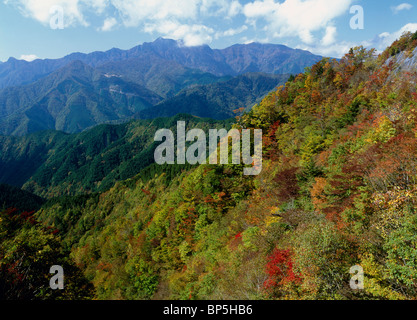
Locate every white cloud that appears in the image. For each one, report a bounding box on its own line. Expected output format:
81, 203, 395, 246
321, 25, 337, 46
99, 17, 117, 31
111, 0, 243, 46
144, 20, 215, 46
228, 0, 242, 17
241, 36, 270, 44
4, 0, 208, 28
5, 0, 89, 27
200, 0, 229, 16
243, 0, 353, 45
367, 23, 417, 52
110, 0, 200, 27
5, 0, 234, 46
392, 3, 413, 14
19, 54, 39, 61
302, 23, 417, 58
216, 25, 248, 38
88, 0, 108, 13
299, 41, 354, 58
243, 0, 274, 18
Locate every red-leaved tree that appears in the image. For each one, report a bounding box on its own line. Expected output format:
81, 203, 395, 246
263, 249, 302, 298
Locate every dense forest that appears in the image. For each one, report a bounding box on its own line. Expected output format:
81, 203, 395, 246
0, 114, 233, 198
3, 32, 417, 300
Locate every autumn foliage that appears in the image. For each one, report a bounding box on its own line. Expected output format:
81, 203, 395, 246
263, 249, 302, 298
7, 32, 417, 300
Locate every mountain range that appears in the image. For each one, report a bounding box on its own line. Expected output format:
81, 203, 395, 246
0, 38, 322, 89
0, 38, 322, 136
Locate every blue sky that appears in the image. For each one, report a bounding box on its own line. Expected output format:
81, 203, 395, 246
1, 0, 417, 62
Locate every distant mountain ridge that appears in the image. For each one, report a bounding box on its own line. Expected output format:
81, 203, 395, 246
0, 38, 322, 90
0, 38, 323, 136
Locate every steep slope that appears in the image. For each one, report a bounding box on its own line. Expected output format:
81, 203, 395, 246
380, 31, 417, 72
0, 130, 67, 187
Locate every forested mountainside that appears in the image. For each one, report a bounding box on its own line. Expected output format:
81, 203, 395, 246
0, 60, 163, 136
137, 73, 289, 120
0, 184, 45, 212
0, 63, 282, 136
0, 114, 232, 198
3, 32, 417, 300
0, 190, 94, 300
